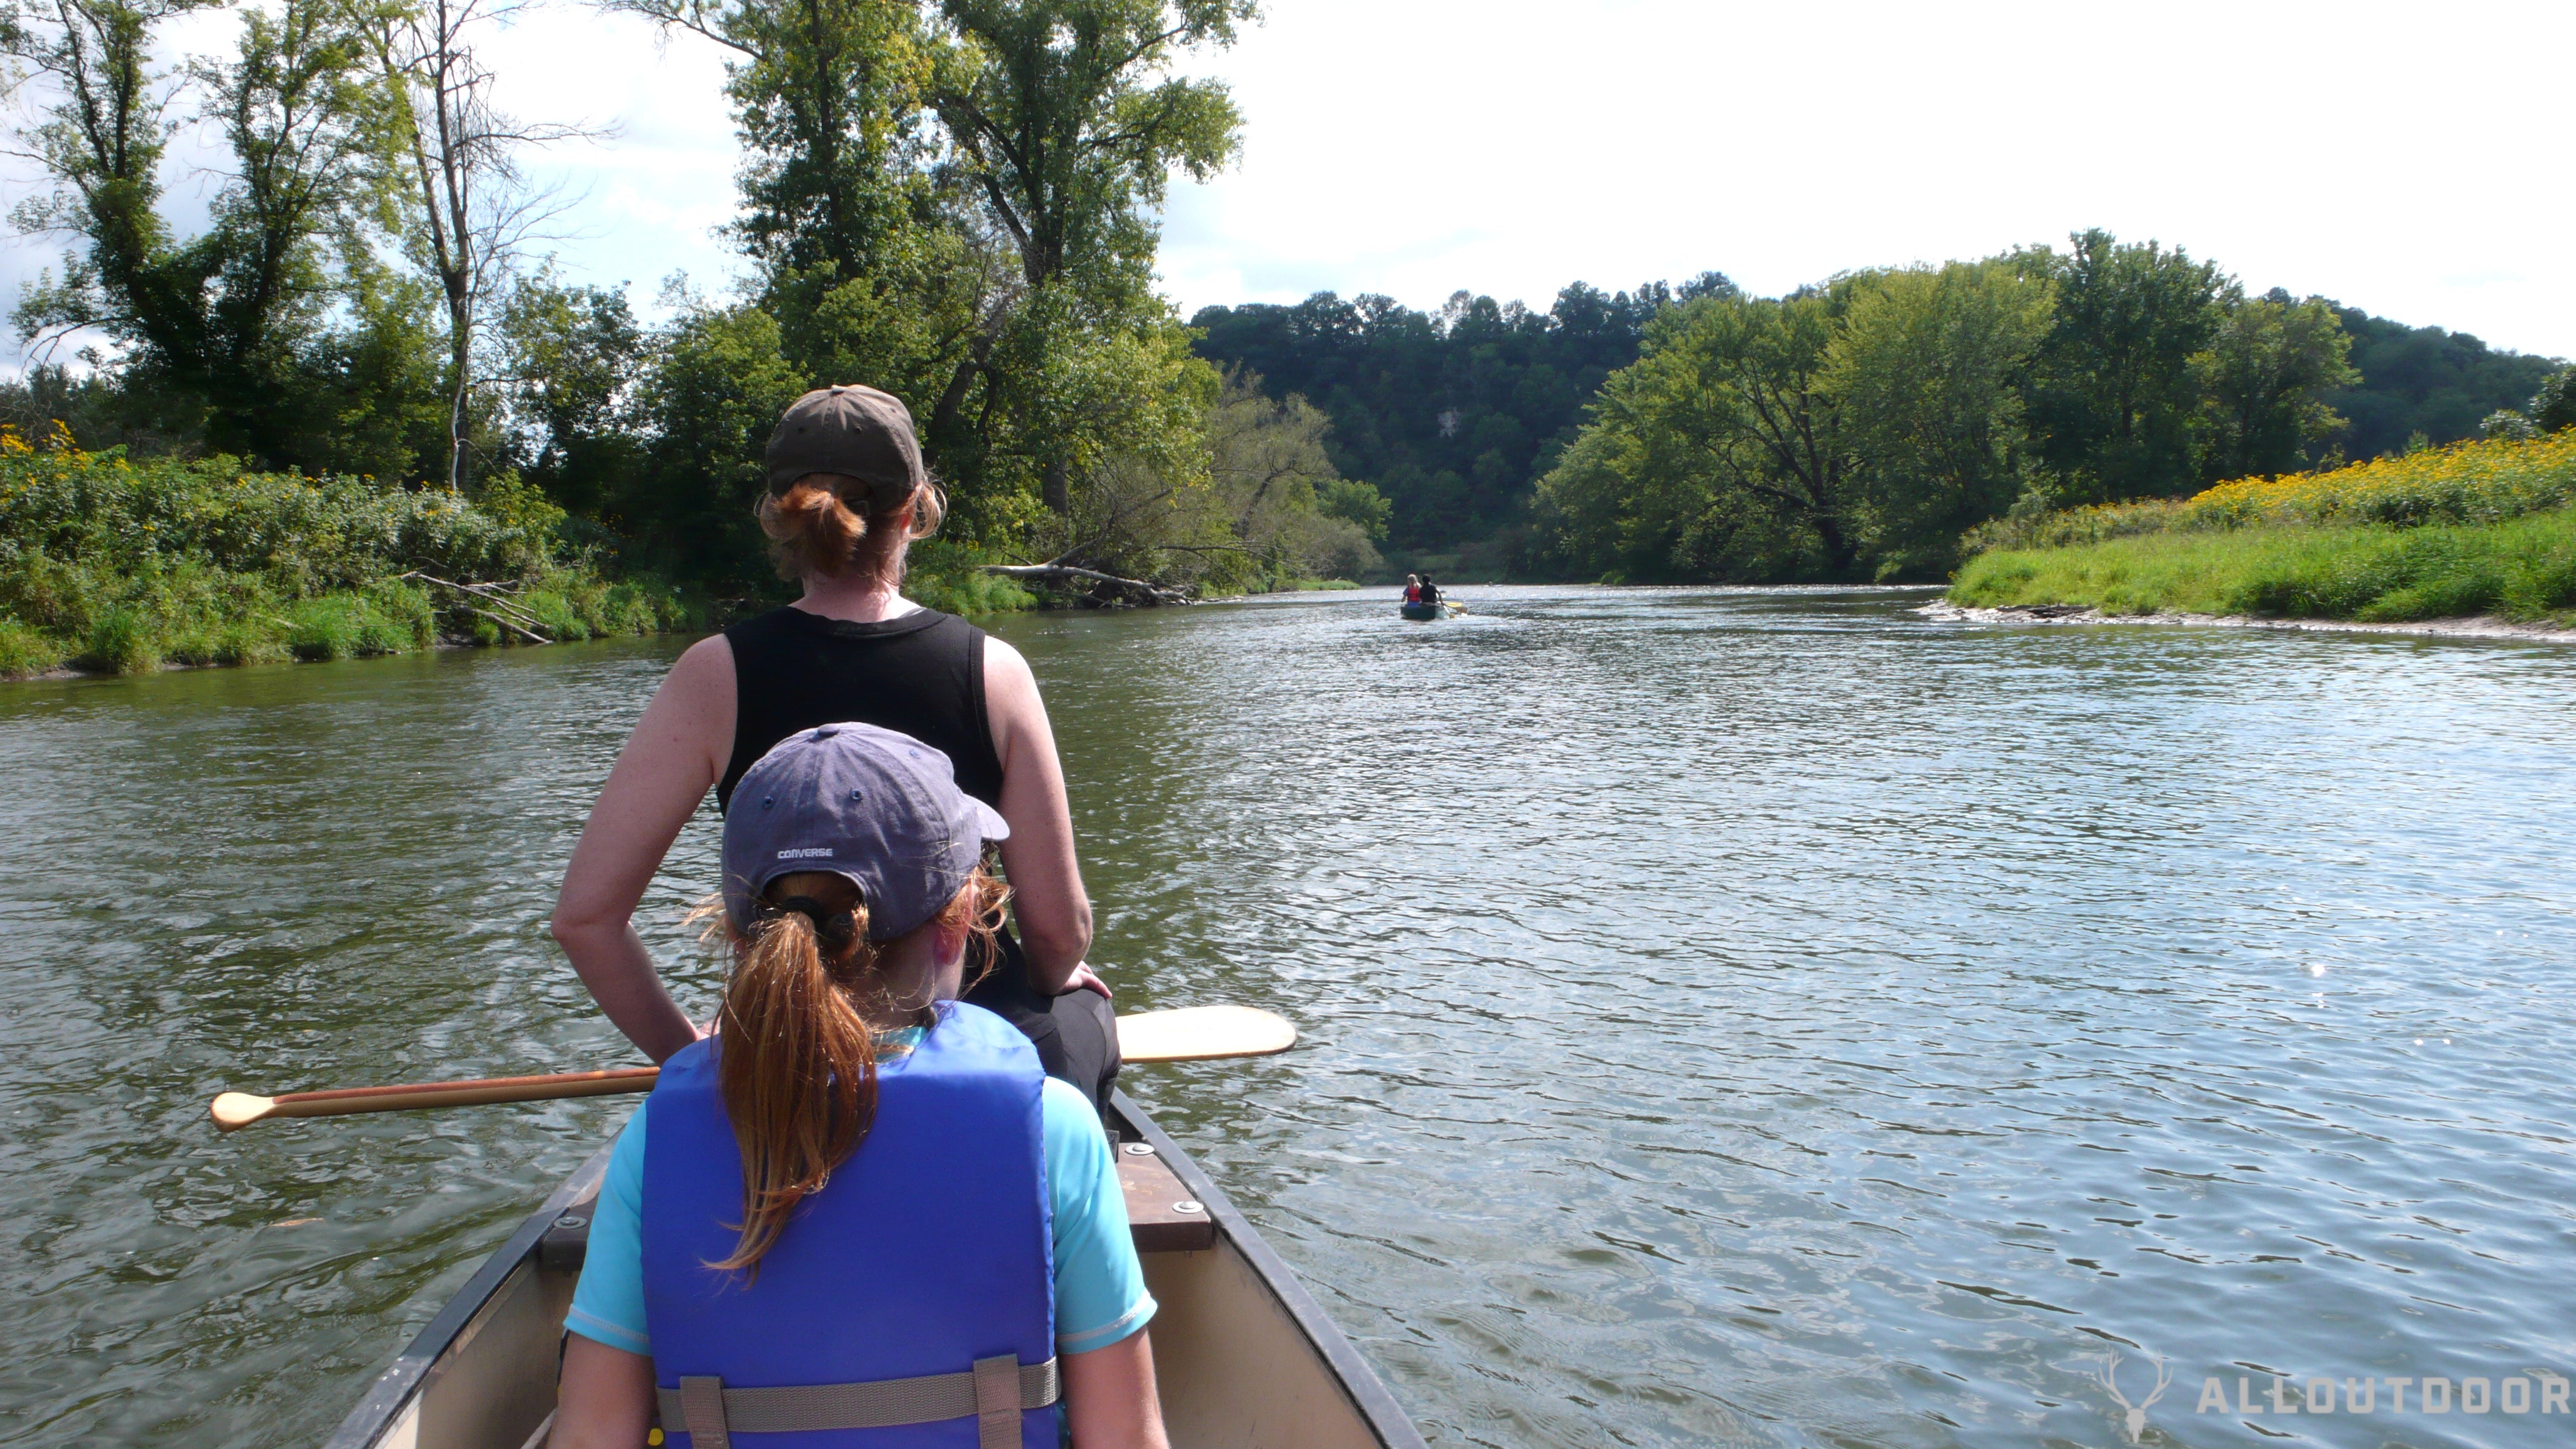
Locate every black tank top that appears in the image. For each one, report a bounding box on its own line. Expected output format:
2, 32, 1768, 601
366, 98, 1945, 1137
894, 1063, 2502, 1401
717, 604, 1047, 1026
718, 606, 1005, 811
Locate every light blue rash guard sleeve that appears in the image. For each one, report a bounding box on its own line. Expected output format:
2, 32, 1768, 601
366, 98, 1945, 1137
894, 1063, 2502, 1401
1037, 1077, 1157, 1353
560, 1101, 650, 1356
565, 1079, 1156, 1357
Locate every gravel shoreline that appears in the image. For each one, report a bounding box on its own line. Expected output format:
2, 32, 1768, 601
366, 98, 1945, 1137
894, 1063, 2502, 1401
1919, 599, 2576, 645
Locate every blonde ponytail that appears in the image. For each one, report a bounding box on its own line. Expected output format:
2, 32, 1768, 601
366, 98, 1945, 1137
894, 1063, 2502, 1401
708, 901, 890, 1273
687, 863, 1011, 1275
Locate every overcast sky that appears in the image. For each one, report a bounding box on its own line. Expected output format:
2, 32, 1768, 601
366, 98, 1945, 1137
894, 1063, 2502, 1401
6, 0, 2571, 368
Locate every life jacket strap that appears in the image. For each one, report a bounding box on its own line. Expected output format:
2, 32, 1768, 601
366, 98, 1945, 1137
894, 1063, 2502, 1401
659, 1358, 1060, 1444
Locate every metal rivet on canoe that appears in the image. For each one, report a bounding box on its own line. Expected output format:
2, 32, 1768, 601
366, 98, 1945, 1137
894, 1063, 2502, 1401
1172, 1200, 1204, 1215
553, 1214, 587, 1231
1120, 1142, 1156, 1156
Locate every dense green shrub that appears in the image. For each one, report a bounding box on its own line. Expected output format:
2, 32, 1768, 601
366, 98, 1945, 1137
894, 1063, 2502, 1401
0, 616, 64, 674
902, 540, 1040, 615
1962, 431, 2576, 559
1951, 507, 2576, 624
1, 429, 696, 677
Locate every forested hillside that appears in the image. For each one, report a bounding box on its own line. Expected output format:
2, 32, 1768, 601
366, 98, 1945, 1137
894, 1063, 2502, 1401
1195, 239, 2566, 583
1189, 276, 1730, 573
2324, 309, 2560, 461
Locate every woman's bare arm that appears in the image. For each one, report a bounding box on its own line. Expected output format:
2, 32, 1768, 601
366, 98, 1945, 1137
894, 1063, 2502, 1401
985, 635, 1091, 995
1063, 1329, 1170, 1449
551, 635, 736, 1062
549, 1334, 657, 1449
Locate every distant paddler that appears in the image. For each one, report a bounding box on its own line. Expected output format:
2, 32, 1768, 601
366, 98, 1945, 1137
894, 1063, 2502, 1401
1398, 571, 1461, 620
551, 384, 1122, 1111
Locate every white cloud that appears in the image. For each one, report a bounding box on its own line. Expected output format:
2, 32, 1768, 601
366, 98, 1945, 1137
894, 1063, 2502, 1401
4, 0, 2569, 373
1156, 0, 2576, 357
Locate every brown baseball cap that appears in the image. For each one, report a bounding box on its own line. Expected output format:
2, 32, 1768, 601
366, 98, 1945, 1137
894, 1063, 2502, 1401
765, 385, 926, 512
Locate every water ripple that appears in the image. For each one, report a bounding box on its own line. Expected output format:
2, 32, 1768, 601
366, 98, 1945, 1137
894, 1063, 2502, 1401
2, 587, 2572, 1447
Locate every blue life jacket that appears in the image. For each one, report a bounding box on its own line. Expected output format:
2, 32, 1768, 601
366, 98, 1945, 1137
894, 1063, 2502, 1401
641, 1002, 1056, 1448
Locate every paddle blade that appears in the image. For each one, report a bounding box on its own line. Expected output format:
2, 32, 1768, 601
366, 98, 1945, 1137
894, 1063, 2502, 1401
210, 1092, 275, 1132
1117, 1005, 1297, 1063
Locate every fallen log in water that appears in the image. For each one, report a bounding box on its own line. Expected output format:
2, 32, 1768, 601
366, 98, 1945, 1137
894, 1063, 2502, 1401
399, 572, 553, 643
981, 563, 1192, 607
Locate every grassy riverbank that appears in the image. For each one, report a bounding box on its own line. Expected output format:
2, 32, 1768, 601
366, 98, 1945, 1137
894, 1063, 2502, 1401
1950, 433, 2576, 623
0, 428, 699, 678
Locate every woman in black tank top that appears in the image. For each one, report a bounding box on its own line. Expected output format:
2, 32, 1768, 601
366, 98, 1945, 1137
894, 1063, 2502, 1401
551, 385, 1118, 1107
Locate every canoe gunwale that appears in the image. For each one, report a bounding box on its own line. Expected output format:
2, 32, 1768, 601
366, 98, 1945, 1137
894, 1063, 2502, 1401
1109, 1088, 1428, 1449
320, 1147, 612, 1449
318, 1094, 1425, 1449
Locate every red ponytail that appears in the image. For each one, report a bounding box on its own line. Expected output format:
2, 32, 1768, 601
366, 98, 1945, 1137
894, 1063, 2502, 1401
756, 473, 948, 585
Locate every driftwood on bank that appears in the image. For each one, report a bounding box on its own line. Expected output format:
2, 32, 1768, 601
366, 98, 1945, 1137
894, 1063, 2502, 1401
399, 571, 553, 644
981, 563, 1192, 607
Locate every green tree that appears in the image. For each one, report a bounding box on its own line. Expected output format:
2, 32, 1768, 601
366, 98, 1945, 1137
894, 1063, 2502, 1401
623, 297, 807, 587
2192, 288, 2358, 482
9, 0, 406, 470
605, 0, 1244, 573
2322, 305, 2558, 457
1825, 260, 2053, 578
495, 273, 644, 517
605, 0, 989, 509
367, 0, 592, 491
2533, 367, 2576, 435
2012, 229, 2225, 503
1204, 374, 1382, 584
929, 0, 1249, 513
1536, 285, 1859, 582
1192, 278, 1692, 572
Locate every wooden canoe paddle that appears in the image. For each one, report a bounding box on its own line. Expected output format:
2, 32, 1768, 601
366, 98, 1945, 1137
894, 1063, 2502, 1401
210, 1004, 1298, 1131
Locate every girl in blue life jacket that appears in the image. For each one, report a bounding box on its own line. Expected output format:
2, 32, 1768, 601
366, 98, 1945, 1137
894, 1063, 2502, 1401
550, 722, 1169, 1449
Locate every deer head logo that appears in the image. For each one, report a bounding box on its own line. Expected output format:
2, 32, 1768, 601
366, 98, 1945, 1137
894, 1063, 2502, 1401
2097, 1351, 2171, 1443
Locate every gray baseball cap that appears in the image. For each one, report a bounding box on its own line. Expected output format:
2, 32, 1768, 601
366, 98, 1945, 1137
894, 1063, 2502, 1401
721, 723, 1009, 942
764, 385, 926, 513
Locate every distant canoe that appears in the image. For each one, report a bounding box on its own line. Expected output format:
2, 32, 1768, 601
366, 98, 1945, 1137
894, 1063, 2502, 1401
1398, 601, 1443, 620
322, 1090, 1425, 1449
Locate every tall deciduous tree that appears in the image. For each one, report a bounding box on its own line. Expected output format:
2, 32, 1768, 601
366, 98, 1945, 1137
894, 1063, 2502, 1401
2012, 228, 2225, 504
6, 0, 209, 369
603, 0, 1239, 540
495, 270, 642, 514
1536, 285, 1860, 582
2192, 287, 2358, 483
607, 0, 938, 276
929, 0, 1247, 511
9, 0, 401, 466
1826, 260, 2053, 578
367, 0, 590, 492
1206, 373, 1381, 584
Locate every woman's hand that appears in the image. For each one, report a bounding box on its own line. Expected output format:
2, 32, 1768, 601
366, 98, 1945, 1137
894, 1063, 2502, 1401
551, 635, 736, 1063
1064, 964, 1112, 999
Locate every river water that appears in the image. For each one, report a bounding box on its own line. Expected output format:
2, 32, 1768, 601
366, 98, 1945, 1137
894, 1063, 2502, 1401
3, 586, 2572, 1448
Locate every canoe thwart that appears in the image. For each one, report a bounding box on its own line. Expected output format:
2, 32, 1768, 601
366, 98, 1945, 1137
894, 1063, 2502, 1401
1118, 1143, 1218, 1253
